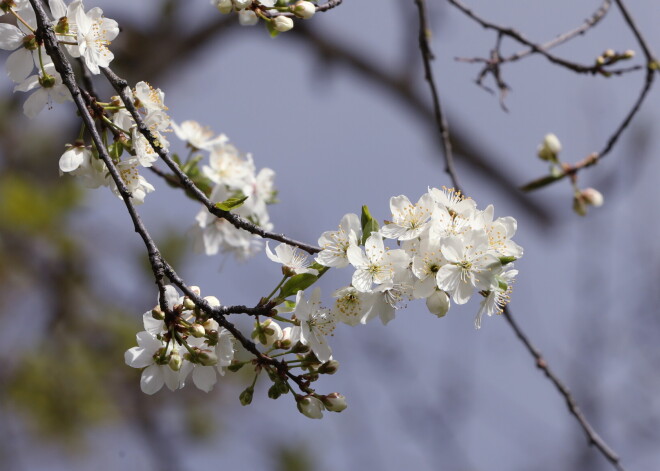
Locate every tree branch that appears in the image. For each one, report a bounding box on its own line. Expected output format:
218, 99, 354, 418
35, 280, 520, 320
503, 307, 627, 471
414, 0, 461, 193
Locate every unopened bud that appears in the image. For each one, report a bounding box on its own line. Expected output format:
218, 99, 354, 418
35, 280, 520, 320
238, 10, 258, 26
426, 290, 450, 318
623, 49, 635, 59
197, 350, 218, 366
297, 395, 324, 419
204, 295, 221, 308
183, 297, 196, 310
581, 187, 604, 207
232, 0, 251, 10
321, 393, 348, 412
318, 360, 339, 375
292, 1, 315, 19
291, 342, 310, 354
272, 16, 294, 33
168, 351, 182, 371
214, 0, 232, 13
603, 49, 616, 59
190, 323, 206, 338
537, 133, 562, 161
268, 384, 282, 399
239, 386, 254, 406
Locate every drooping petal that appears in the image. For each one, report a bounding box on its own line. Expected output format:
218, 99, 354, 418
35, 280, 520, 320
140, 364, 165, 395
192, 366, 217, 392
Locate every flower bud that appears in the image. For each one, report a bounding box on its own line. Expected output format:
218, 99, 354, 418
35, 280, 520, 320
168, 351, 182, 371
197, 350, 218, 366
272, 16, 294, 32
214, 0, 233, 13
297, 395, 324, 419
318, 360, 339, 375
321, 393, 347, 412
151, 307, 165, 320
603, 49, 616, 59
252, 319, 283, 347
232, 0, 251, 10
239, 386, 254, 406
623, 49, 635, 59
238, 10, 258, 26
537, 133, 562, 161
581, 187, 603, 207
268, 384, 282, 399
190, 323, 206, 338
204, 295, 221, 308
183, 297, 196, 310
290, 342, 310, 354
293, 1, 315, 19
426, 290, 450, 318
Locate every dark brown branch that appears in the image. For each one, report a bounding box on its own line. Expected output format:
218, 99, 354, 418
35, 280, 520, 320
448, 0, 620, 75
521, 0, 658, 189
414, 0, 461, 193
501, 0, 612, 65
503, 307, 627, 471
292, 25, 554, 225
29, 0, 314, 397
102, 66, 320, 255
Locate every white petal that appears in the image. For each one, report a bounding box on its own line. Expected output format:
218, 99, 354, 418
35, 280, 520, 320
140, 364, 165, 395
0, 24, 23, 50
192, 366, 217, 392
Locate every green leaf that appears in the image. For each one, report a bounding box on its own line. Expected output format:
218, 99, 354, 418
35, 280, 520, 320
214, 195, 249, 212
360, 205, 379, 245
519, 173, 565, 192
278, 273, 318, 300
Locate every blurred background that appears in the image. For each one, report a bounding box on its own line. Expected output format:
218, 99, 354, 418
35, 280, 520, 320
1, 1, 659, 470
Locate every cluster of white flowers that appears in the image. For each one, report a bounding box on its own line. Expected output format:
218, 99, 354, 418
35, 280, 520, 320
314, 186, 522, 330
251, 187, 522, 383
125, 285, 235, 394
210, 0, 316, 33
58, 80, 171, 203
190, 124, 277, 260
1, 0, 118, 117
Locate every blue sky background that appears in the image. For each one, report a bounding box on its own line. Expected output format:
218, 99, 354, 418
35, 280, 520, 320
5, 1, 660, 470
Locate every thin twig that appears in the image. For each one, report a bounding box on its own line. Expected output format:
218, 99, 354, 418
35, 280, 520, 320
503, 307, 627, 471
29, 0, 314, 396
504, 0, 612, 64
414, 0, 462, 193
448, 0, 618, 75
102, 67, 321, 255
520, 0, 658, 188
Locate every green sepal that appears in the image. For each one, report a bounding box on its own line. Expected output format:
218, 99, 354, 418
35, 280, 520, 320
215, 195, 249, 212
519, 173, 565, 192
266, 20, 280, 38
108, 141, 123, 160
497, 280, 509, 291
360, 205, 379, 245
171, 153, 181, 166
499, 256, 516, 265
